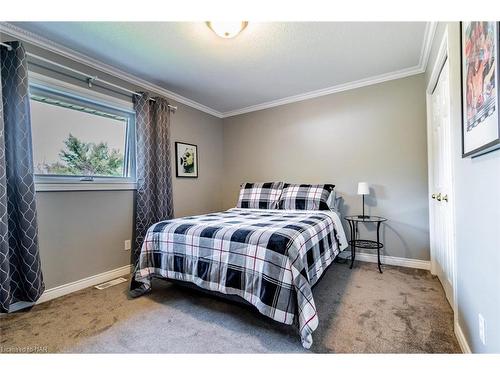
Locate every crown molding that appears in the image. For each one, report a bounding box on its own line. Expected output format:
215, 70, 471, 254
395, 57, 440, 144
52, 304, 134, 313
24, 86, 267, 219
0, 22, 224, 118
221, 21, 438, 118
221, 64, 424, 118
1, 21, 437, 120
419, 21, 438, 72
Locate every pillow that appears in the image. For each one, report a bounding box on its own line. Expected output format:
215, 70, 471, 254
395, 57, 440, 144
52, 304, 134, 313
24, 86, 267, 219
329, 195, 342, 213
278, 183, 335, 210
327, 188, 336, 208
236, 182, 284, 209
326, 188, 342, 212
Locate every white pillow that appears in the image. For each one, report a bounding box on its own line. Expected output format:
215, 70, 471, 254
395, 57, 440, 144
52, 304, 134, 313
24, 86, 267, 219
327, 189, 342, 213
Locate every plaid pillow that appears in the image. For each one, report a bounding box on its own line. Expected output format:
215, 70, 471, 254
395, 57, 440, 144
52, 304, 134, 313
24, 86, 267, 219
236, 182, 284, 209
278, 183, 335, 210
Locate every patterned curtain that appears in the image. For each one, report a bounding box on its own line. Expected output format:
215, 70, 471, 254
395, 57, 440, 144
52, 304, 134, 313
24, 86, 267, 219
0, 42, 44, 313
132, 93, 174, 268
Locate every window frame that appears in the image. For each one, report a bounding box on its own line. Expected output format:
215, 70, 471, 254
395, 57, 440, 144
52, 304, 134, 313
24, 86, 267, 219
28, 74, 137, 192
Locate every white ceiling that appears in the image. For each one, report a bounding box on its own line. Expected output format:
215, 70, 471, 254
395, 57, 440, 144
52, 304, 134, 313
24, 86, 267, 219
10, 22, 432, 117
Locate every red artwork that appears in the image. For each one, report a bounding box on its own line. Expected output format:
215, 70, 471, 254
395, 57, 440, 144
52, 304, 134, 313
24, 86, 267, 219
464, 22, 497, 131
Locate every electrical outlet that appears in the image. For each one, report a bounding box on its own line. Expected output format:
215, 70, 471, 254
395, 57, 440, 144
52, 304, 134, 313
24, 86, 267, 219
478, 313, 486, 345
124, 240, 131, 251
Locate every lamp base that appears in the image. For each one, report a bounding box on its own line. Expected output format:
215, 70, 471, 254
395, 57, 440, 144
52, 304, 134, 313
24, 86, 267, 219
359, 195, 369, 219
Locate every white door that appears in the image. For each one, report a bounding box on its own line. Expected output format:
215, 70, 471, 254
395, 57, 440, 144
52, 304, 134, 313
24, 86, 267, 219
428, 58, 455, 307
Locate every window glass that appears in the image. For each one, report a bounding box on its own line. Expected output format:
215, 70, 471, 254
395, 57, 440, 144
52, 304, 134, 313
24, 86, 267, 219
29, 86, 134, 180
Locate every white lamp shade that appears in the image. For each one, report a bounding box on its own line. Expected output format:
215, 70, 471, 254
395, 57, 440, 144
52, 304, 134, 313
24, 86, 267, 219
357, 182, 370, 195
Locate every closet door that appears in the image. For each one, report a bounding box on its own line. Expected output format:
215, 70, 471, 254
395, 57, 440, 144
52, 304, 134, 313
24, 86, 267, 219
428, 58, 455, 307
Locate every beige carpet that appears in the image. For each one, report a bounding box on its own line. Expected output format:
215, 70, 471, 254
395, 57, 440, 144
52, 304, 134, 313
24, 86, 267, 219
0, 261, 461, 353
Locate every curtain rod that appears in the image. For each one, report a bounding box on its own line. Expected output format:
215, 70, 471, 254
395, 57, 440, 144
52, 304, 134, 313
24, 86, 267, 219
27, 52, 177, 111
1, 42, 176, 110
23, 51, 176, 111
0, 42, 13, 51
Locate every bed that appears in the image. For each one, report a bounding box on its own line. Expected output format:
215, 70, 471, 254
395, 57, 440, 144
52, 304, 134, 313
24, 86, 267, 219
130, 183, 348, 348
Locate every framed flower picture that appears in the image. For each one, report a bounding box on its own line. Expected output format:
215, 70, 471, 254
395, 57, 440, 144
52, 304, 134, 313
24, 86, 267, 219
460, 21, 500, 158
175, 142, 198, 178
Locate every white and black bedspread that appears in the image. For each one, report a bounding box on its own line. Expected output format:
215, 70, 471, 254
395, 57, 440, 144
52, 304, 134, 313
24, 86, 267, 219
130, 208, 348, 348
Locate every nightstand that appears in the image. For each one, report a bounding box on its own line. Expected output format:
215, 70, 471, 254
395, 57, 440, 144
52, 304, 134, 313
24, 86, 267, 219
344, 215, 387, 273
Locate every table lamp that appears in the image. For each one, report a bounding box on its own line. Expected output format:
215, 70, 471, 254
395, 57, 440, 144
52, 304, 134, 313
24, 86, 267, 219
357, 182, 370, 218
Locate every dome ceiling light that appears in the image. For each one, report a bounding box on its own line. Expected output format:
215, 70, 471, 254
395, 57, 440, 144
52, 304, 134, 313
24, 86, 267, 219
206, 22, 248, 39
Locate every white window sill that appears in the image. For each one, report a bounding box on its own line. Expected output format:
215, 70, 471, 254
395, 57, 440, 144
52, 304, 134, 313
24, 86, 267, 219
35, 182, 137, 192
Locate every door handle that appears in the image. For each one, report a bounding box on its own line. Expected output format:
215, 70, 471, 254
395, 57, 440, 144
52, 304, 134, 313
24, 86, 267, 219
443, 194, 448, 202
436, 193, 442, 201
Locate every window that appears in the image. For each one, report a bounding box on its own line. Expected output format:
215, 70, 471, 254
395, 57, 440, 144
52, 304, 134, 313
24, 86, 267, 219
29, 84, 136, 190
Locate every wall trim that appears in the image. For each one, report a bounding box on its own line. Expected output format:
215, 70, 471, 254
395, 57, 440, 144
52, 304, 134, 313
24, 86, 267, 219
2, 22, 437, 119
419, 21, 438, 72
221, 65, 424, 118
455, 320, 472, 353
0, 22, 224, 118
222, 21, 438, 118
5, 265, 132, 312
344, 251, 431, 270
38, 265, 132, 304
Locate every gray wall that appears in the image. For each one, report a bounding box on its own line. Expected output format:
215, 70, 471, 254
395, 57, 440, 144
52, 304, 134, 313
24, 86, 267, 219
36, 191, 134, 289
171, 104, 224, 218
14, 41, 224, 290
426, 22, 500, 353
222, 74, 430, 261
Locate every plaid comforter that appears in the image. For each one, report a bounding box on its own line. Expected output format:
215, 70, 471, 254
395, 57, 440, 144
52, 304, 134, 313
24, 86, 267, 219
131, 208, 348, 348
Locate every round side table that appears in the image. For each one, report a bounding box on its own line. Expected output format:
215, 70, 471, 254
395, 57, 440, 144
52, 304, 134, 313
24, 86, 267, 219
344, 215, 387, 273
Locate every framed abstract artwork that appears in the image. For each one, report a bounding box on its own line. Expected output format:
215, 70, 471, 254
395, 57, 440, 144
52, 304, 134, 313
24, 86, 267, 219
460, 21, 500, 158
175, 141, 198, 178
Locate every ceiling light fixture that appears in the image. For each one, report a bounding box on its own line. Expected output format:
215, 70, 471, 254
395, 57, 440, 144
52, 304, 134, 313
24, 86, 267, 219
206, 22, 248, 39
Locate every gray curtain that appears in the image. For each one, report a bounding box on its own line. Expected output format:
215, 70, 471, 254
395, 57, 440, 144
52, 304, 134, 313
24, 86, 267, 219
0, 42, 44, 313
132, 93, 174, 268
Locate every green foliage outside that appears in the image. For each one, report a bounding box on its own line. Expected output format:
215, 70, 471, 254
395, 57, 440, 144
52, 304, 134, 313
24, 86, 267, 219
38, 134, 124, 177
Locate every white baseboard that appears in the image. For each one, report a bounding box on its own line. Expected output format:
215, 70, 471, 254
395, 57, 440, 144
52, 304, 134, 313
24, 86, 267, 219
340, 251, 431, 270
39, 265, 132, 304
7, 265, 132, 312
455, 320, 472, 353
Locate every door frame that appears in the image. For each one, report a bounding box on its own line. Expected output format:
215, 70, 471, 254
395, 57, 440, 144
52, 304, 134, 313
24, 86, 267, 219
425, 26, 458, 315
